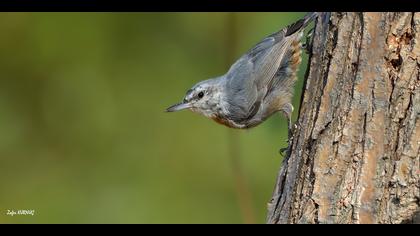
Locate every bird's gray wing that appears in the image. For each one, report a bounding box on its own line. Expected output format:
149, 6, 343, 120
223, 30, 294, 122
223, 13, 316, 123
250, 14, 315, 92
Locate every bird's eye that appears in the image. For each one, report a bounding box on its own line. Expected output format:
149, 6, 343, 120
198, 91, 204, 99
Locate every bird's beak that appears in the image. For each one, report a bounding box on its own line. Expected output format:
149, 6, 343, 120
166, 101, 192, 112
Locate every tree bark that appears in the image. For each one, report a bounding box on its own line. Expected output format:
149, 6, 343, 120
267, 12, 420, 224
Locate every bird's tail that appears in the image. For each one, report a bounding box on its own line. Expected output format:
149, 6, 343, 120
303, 12, 319, 26
285, 12, 321, 36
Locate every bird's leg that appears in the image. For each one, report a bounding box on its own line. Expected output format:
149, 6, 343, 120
302, 27, 315, 54
279, 103, 295, 156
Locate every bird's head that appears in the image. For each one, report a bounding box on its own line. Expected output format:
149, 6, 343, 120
166, 78, 222, 118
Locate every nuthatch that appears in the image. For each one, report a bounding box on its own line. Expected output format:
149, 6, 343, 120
167, 13, 318, 150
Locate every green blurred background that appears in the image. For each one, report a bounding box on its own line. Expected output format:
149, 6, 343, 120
0, 12, 307, 224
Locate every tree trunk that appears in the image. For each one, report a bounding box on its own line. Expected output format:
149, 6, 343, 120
267, 12, 420, 224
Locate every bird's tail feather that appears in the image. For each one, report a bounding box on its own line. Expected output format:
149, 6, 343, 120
285, 12, 319, 36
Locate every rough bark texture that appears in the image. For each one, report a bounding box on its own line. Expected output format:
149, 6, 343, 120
267, 12, 420, 224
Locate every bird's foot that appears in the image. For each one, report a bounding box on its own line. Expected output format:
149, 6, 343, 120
302, 27, 315, 54
278, 137, 291, 157
278, 146, 288, 157
278, 123, 298, 157
278, 136, 293, 157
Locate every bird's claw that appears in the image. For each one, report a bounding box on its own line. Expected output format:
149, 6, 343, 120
279, 147, 288, 157
279, 135, 293, 157
302, 27, 315, 54
279, 123, 298, 157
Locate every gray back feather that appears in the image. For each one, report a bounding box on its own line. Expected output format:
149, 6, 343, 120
223, 13, 316, 123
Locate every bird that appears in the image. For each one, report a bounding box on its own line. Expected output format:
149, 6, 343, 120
166, 13, 318, 152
